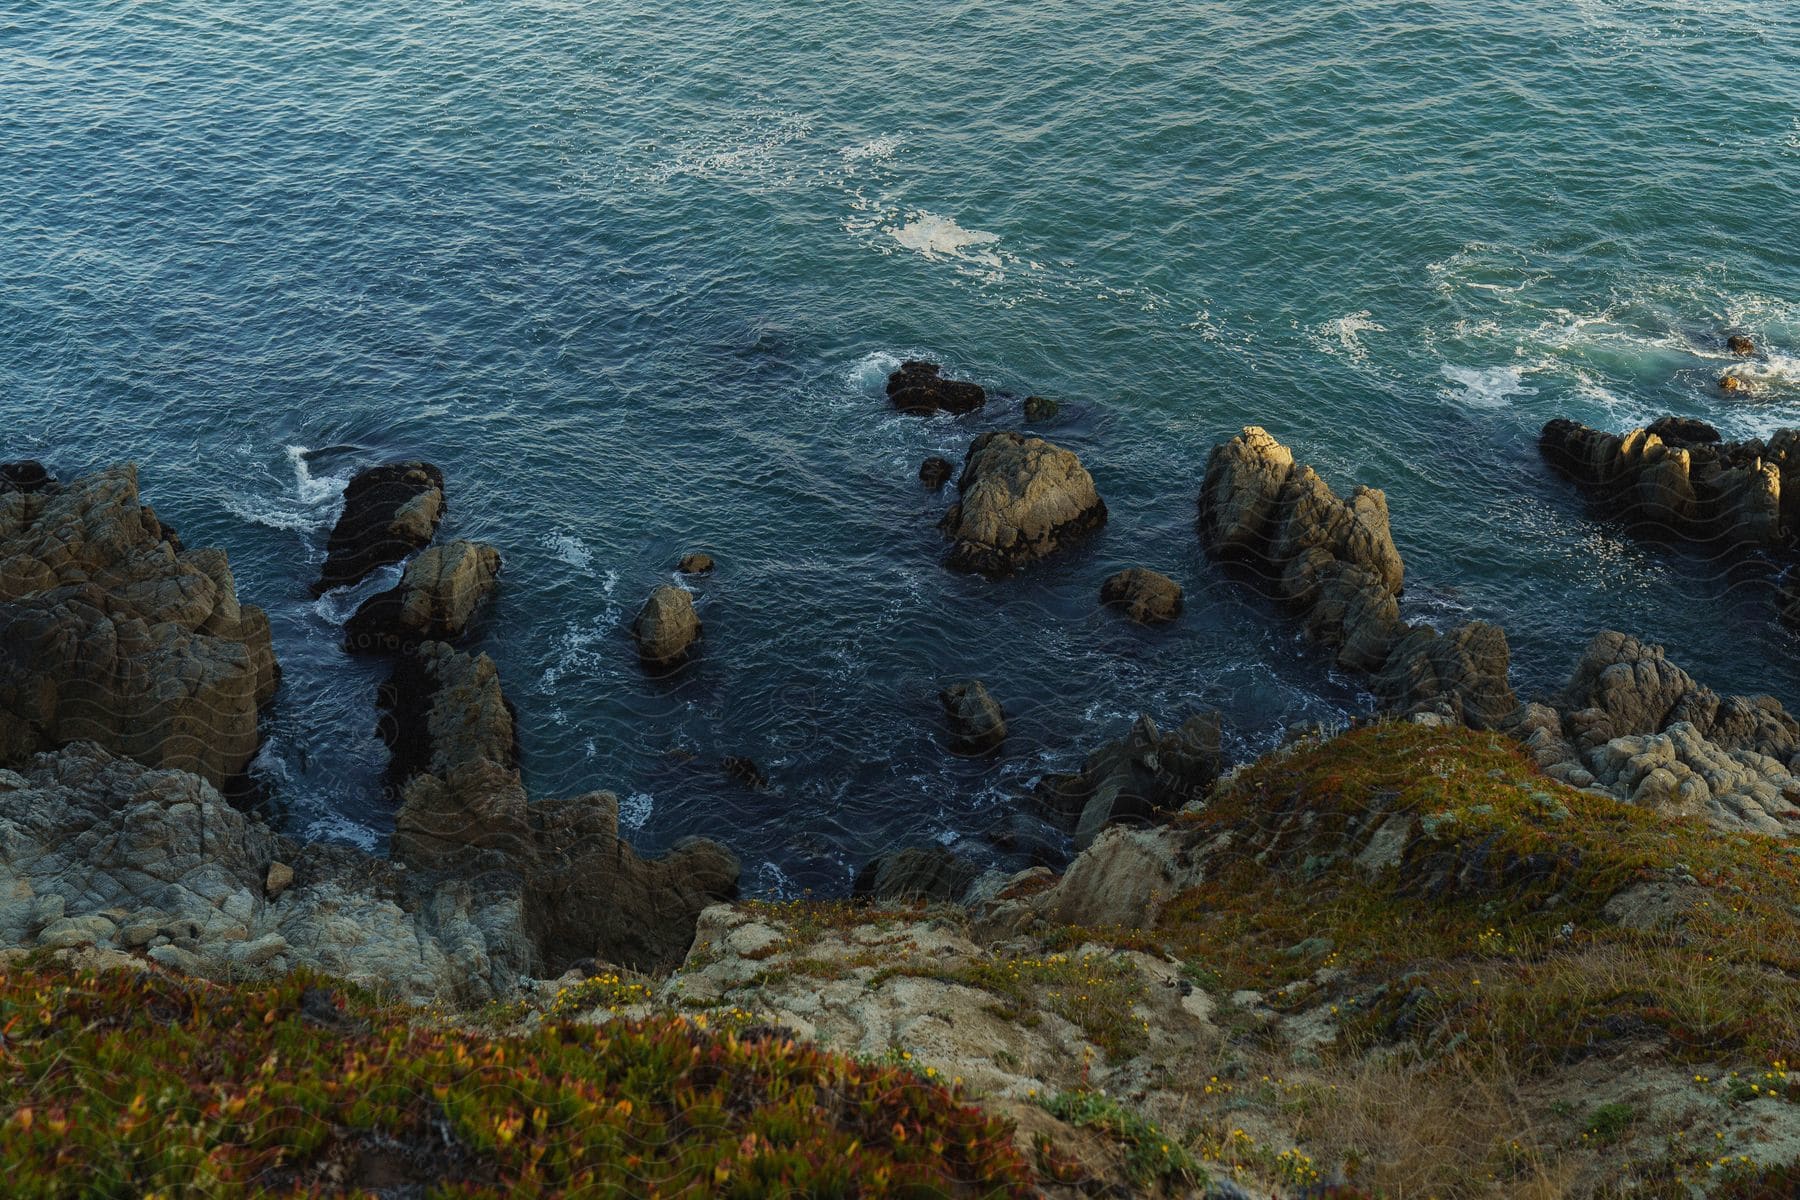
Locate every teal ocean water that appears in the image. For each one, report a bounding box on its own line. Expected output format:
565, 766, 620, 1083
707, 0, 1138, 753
4, 1, 1798, 891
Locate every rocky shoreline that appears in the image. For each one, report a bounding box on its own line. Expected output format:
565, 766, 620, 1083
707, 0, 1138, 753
8, 360, 1800, 1194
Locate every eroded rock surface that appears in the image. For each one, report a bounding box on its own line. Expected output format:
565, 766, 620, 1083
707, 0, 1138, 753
0, 465, 277, 786
940, 432, 1107, 575
312, 461, 445, 595
345, 539, 501, 654
1099, 567, 1183, 624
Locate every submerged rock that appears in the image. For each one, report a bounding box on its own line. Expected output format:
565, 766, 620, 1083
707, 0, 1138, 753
1099, 567, 1183, 624
940, 431, 1107, 575
676, 552, 715, 575
721, 755, 767, 790
312, 461, 445, 596
632, 584, 700, 672
345, 539, 501, 654
1036, 712, 1223, 850
1727, 334, 1756, 356
1022, 395, 1059, 422
940, 680, 1007, 755
919, 456, 954, 490
886, 360, 986, 415
0, 464, 278, 787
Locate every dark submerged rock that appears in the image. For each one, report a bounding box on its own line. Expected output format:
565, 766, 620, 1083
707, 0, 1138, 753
1022, 395, 1059, 422
1727, 334, 1756, 356
1036, 712, 1223, 850
677, 553, 715, 575
312, 462, 446, 596
0, 461, 53, 494
721, 756, 768, 790
940, 680, 1008, 755
919, 456, 955, 490
885, 360, 986, 415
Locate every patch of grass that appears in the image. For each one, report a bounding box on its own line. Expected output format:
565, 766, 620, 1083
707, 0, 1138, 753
0, 962, 1038, 1198
1040, 1089, 1204, 1190
1582, 1101, 1638, 1146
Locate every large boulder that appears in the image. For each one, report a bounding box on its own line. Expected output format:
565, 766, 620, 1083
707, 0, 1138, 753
311, 462, 445, 595
886, 360, 986, 415
632, 584, 700, 672
0, 465, 278, 787
345, 539, 501, 654
1100, 568, 1183, 624
940, 432, 1107, 575
940, 680, 1007, 755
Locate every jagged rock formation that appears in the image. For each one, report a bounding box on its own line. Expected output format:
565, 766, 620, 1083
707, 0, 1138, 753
885, 360, 986, 415
940, 431, 1107, 575
1036, 712, 1223, 850
0, 464, 278, 787
311, 461, 445, 595
384, 640, 740, 974
1198, 427, 1516, 727
1099, 567, 1182, 624
1509, 631, 1800, 836
0, 742, 532, 1002
852, 845, 981, 903
344, 539, 501, 654
1539, 417, 1793, 548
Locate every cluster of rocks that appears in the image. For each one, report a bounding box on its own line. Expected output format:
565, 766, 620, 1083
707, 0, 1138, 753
1508, 630, 1800, 835
1198, 427, 1516, 728
0, 461, 737, 1002
1539, 416, 1794, 549
0, 463, 278, 789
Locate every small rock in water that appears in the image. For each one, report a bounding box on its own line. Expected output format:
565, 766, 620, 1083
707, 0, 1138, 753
677, 552, 714, 575
1719, 374, 1748, 394
1022, 395, 1059, 422
1100, 567, 1184, 624
939, 680, 1007, 755
632, 585, 701, 672
1727, 334, 1755, 356
886, 360, 986, 415
721, 756, 767, 789
918, 456, 954, 489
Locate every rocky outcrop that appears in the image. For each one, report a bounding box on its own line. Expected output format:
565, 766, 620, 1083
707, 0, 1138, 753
632, 584, 700, 672
918, 456, 954, 490
886, 360, 986, 415
1036, 712, 1222, 850
852, 846, 981, 903
1198, 427, 1515, 726
1538, 418, 1793, 548
940, 680, 1007, 755
0, 742, 531, 1003
1099, 567, 1182, 624
311, 461, 445, 595
0, 465, 278, 787
385, 640, 739, 974
1508, 631, 1800, 836
940, 432, 1107, 575
344, 539, 501, 654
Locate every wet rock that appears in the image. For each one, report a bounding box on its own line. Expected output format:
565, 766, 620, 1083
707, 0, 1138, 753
1646, 416, 1721, 447
632, 584, 700, 672
0, 465, 278, 786
1100, 567, 1183, 624
379, 642, 517, 787
852, 846, 981, 903
940, 431, 1107, 575
0, 461, 53, 495
1727, 335, 1755, 356
940, 680, 1007, 755
345, 539, 501, 654
676, 552, 714, 575
885, 360, 986, 415
1036, 712, 1223, 850
312, 462, 445, 595
1719, 374, 1748, 394
918, 456, 954, 490
721, 756, 767, 790
1022, 395, 1059, 422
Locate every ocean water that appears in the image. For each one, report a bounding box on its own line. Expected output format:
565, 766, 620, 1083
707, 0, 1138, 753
3, 1, 1798, 892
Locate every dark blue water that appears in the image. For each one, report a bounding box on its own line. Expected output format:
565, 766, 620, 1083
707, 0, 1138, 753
4, 1, 1798, 892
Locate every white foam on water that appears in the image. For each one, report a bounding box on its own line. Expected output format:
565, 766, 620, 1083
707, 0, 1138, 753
539, 569, 621, 692
841, 134, 901, 162
846, 349, 904, 394
884, 211, 1002, 268
221, 444, 351, 533
754, 860, 798, 898
543, 530, 593, 570
1310, 311, 1386, 365
619, 791, 654, 830
311, 560, 403, 623
1441, 363, 1539, 409
1719, 352, 1800, 395
640, 108, 814, 188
